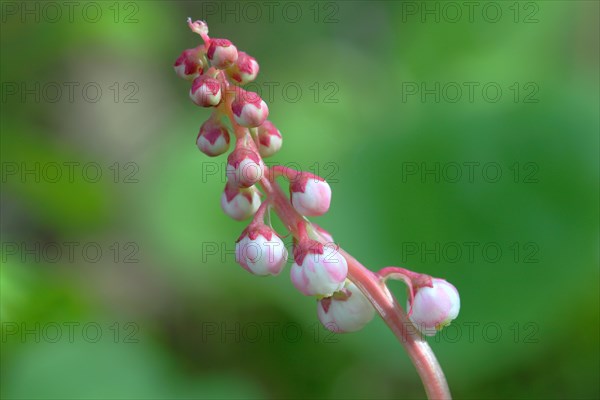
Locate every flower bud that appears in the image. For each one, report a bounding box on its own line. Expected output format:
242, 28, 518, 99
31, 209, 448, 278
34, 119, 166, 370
236, 225, 287, 276
317, 281, 375, 333
197, 119, 230, 156
231, 90, 269, 128
290, 174, 332, 216
227, 146, 264, 188
174, 47, 204, 81
189, 75, 222, 107
227, 51, 259, 85
207, 38, 238, 69
290, 241, 347, 297
257, 121, 282, 158
408, 278, 460, 336
221, 184, 261, 221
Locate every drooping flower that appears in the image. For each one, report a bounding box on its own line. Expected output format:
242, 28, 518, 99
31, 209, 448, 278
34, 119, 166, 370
317, 281, 375, 333
257, 120, 282, 158
221, 183, 261, 221
226, 145, 264, 188
290, 173, 332, 217
290, 240, 347, 297
236, 224, 287, 276
196, 118, 230, 156
408, 278, 460, 336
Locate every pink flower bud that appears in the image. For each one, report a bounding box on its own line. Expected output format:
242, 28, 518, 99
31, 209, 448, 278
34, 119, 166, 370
220, 184, 261, 221
290, 174, 332, 216
290, 241, 347, 297
317, 282, 375, 333
227, 51, 259, 85
196, 119, 230, 156
408, 278, 460, 336
236, 225, 287, 276
231, 90, 269, 128
227, 146, 264, 188
257, 121, 282, 157
207, 38, 238, 69
189, 75, 222, 107
174, 47, 204, 81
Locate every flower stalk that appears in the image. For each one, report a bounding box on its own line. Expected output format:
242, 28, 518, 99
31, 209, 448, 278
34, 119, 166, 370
175, 18, 459, 399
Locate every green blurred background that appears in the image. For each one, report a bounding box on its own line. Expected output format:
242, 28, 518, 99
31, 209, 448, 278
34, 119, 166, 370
1, 1, 598, 399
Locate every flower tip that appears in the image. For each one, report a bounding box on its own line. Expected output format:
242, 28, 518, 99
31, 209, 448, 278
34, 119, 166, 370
187, 18, 209, 37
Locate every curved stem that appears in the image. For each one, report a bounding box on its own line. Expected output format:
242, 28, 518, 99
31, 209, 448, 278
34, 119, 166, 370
258, 167, 452, 399
343, 251, 451, 399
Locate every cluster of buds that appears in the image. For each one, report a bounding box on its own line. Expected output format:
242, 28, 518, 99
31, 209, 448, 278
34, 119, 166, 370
175, 19, 460, 338
175, 19, 270, 222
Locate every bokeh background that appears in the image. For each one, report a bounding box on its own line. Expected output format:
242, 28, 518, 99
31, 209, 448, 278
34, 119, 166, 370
1, 1, 598, 399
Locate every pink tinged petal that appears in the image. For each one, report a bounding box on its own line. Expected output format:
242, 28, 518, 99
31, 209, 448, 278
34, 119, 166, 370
257, 121, 282, 157
290, 248, 347, 297
197, 120, 230, 156
174, 48, 204, 80
317, 282, 375, 333
235, 225, 287, 276
207, 39, 238, 69
247, 235, 285, 275
323, 247, 348, 283
291, 179, 332, 216
227, 52, 260, 85
220, 185, 261, 221
227, 147, 264, 188
408, 279, 460, 336
190, 76, 222, 107
231, 91, 269, 128
290, 262, 310, 293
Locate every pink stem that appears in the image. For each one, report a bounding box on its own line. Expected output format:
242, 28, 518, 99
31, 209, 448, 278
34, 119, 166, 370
258, 169, 452, 399
343, 252, 451, 399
